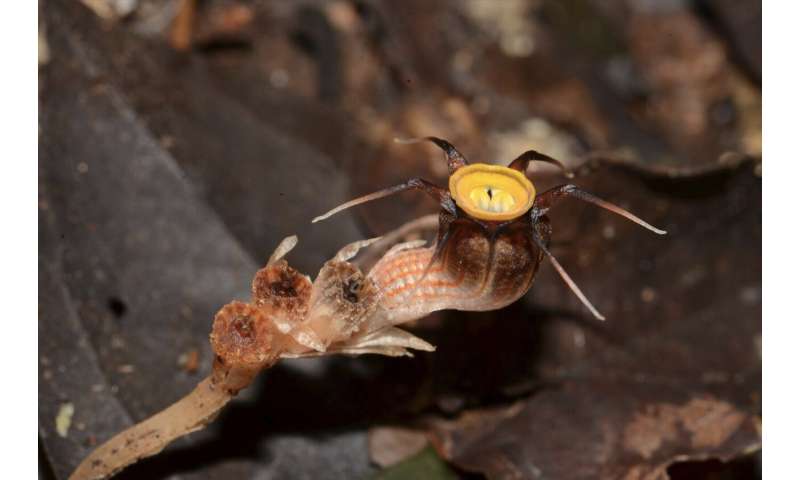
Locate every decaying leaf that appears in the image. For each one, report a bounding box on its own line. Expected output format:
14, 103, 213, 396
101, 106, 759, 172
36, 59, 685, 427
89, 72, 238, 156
368, 426, 429, 468
373, 447, 458, 480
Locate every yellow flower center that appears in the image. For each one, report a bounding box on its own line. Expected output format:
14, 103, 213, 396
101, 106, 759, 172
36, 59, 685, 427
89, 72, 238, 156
448, 164, 536, 221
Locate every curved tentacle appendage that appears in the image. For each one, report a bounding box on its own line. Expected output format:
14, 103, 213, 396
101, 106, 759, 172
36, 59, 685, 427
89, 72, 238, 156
533, 184, 667, 235
507, 149, 574, 178
312, 178, 450, 223
530, 184, 667, 320
531, 223, 607, 321
394, 136, 468, 173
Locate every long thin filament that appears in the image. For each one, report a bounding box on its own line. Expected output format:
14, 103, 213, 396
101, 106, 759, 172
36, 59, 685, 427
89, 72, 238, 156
312, 183, 416, 223
566, 189, 667, 235
532, 233, 606, 321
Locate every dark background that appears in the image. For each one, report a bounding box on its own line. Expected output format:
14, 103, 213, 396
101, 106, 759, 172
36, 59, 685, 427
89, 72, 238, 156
39, 1, 761, 478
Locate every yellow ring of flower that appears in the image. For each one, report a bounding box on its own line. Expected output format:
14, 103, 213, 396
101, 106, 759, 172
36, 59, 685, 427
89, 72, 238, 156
448, 164, 536, 221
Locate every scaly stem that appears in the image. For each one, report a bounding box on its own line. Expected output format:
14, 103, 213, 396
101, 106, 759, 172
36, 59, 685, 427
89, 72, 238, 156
68, 375, 234, 480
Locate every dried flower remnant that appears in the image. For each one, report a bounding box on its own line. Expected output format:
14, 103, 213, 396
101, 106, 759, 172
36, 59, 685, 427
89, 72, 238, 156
210, 301, 277, 393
